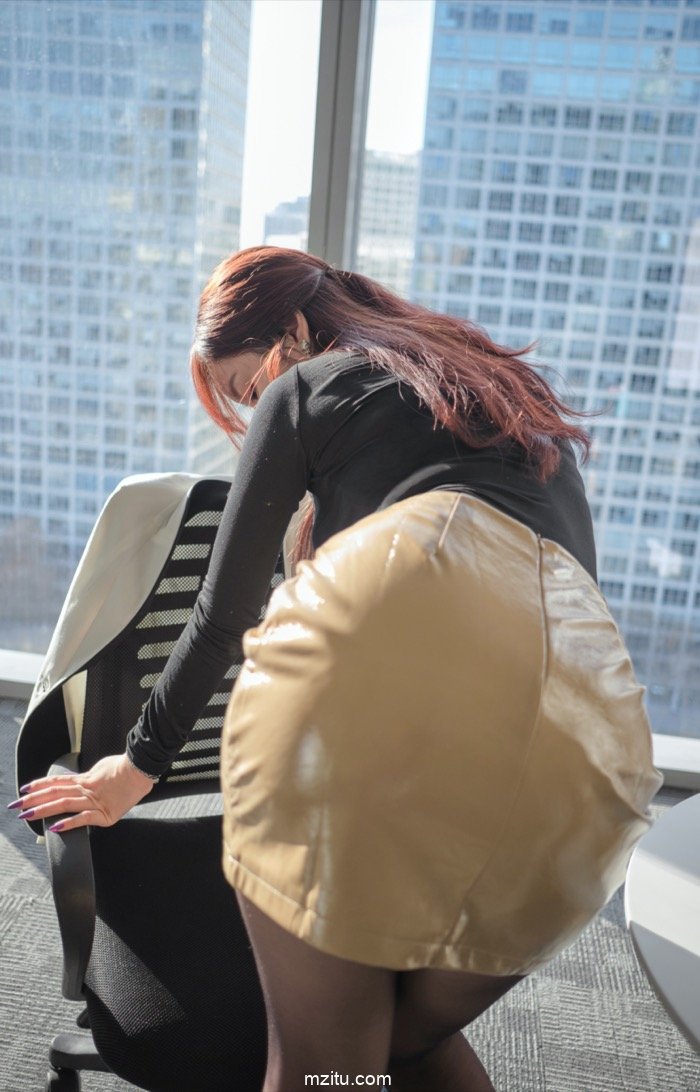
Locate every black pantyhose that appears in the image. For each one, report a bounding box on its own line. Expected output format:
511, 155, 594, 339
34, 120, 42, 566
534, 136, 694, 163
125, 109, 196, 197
237, 894, 522, 1092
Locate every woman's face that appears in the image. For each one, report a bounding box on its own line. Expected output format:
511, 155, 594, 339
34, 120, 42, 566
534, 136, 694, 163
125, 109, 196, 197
213, 350, 270, 407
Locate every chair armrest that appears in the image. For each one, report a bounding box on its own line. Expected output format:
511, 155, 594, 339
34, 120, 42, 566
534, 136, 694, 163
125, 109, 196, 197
45, 753, 96, 1002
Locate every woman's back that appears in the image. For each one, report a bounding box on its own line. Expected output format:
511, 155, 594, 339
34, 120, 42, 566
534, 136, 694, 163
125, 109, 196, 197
271, 351, 597, 579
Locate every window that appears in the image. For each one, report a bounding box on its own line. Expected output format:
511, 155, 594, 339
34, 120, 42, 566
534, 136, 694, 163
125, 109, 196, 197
470, 5, 499, 31
564, 107, 592, 130
530, 105, 557, 127
485, 219, 511, 241
500, 70, 527, 94
569, 340, 594, 362
544, 282, 570, 303
632, 375, 657, 394
646, 263, 673, 284
542, 311, 566, 330
497, 102, 523, 124
550, 224, 577, 246
560, 135, 588, 160
658, 174, 687, 197
609, 506, 635, 525
638, 318, 665, 340
598, 111, 625, 131
624, 171, 652, 194
520, 192, 547, 214
508, 308, 534, 327
609, 286, 635, 311
620, 200, 647, 223
491, 161, 516, 183
628, 140, 656, 166
518, 221, 544, 243
548, 255, 573, 275
663, 589, 688, 608
601, 581, 625, 601
514, 251, 540, 271
540, 8, 569, 36
667, 112, 696, 136
479, 275, 505, 297
635, 347, 661, 368
22, 0, 690, 722
506, 9, 534, 33
590, 168, 618, 191
580, 256, 606, 278
511, 279, 536, 300
525, 134, 552, 158
662, 142, 691, 168
554, 195, 580, 217
477, 304, 501, 325
586, 198, 614, 221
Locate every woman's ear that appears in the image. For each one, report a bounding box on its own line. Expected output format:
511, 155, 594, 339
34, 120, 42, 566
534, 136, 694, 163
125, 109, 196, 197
290, 310, 311, 344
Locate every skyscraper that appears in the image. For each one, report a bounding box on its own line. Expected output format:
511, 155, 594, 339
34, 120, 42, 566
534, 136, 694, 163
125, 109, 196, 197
357, 149, 420, 297
0, 0, 251, 650
415, 0, 700, 735
264, 194, 310, 251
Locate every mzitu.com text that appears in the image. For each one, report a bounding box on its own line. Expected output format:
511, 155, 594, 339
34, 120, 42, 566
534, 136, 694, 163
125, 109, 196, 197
304, 1073, 390, 1087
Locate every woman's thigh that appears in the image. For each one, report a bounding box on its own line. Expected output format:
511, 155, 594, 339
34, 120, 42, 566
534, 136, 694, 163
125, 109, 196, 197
390, 965, 524, 1060
237, 894, 396, 1076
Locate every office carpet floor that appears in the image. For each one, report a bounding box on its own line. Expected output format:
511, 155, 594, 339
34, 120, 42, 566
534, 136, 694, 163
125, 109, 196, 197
1, 695, 698, 1092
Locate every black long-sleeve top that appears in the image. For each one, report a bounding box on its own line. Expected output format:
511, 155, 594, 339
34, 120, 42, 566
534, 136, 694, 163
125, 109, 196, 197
126, 351, 596, 776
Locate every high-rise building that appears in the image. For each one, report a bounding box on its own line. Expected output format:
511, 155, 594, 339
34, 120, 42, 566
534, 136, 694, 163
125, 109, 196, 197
0, 0, 251, 650
357, 149, 420, 297
264, 194, 310, 251
415, 0, 700, 735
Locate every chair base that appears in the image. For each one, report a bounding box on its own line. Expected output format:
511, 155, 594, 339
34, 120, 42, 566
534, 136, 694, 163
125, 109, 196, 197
47, 1030, 111, 1088
46, 1068, 80, 1092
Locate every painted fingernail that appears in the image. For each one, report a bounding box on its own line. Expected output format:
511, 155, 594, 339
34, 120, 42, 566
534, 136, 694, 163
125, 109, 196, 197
19, 784, 32, 794
17, 809, 35, 820
7, 800, 24, 810
48, 822, 64, 833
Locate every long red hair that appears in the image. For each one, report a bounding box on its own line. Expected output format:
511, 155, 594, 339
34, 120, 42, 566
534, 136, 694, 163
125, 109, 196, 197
191, 246, 590, 553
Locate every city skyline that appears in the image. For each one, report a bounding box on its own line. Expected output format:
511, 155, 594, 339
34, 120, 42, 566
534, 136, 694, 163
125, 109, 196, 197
413, 0, 700, 736
1, 0, 252, 650
2, 0, 700, 740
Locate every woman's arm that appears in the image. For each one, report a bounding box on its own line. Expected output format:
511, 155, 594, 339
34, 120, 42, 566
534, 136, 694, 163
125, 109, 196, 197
12, 370, 308, 830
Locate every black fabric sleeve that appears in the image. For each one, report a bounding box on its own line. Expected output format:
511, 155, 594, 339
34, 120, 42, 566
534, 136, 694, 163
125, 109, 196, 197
126, 369, 308, 777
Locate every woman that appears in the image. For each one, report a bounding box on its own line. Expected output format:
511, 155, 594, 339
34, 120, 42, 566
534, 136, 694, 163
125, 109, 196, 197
12, 247, 661, 1092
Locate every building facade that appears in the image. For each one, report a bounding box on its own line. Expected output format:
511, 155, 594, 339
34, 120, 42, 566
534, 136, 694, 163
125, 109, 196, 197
414, 0, 700, 735
263, 194, 310, 251
0, 0, 251, 649
357, 149, 420, 298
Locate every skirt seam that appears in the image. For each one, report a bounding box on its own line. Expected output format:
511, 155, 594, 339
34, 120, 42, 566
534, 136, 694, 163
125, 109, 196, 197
432, 492, 463, 555
439, 536, 550, 951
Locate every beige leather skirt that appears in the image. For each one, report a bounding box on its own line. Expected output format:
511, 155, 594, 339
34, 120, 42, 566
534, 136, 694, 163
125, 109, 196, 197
221, 491, 661, 975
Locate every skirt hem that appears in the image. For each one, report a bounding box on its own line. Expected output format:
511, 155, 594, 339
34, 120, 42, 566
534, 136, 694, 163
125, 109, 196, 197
223, 847, 543, 976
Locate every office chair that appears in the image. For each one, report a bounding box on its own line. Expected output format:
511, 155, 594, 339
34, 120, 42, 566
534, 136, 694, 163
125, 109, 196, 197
16, 475, 272, 1091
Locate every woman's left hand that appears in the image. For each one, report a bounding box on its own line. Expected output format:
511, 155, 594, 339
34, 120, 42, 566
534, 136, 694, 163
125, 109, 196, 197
8, 753, 156, 832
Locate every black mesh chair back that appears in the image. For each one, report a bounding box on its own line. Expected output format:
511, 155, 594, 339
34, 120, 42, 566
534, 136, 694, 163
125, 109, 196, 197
79, 479, 249, 784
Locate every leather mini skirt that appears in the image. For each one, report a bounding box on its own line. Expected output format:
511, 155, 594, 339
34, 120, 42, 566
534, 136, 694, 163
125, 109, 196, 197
221, 491, 661, 975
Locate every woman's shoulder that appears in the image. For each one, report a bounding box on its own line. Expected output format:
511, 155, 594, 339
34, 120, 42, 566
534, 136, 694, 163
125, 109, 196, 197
297, 349, 372, 383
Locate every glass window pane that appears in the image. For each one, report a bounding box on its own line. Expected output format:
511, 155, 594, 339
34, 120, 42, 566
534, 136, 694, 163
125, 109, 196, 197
357, 0, 700, 739
2, 0, 320, 651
